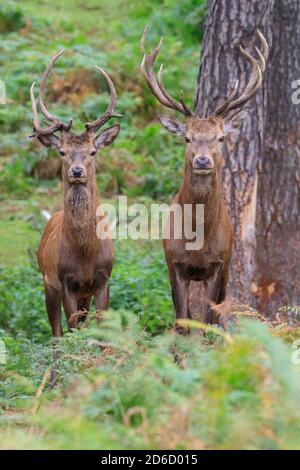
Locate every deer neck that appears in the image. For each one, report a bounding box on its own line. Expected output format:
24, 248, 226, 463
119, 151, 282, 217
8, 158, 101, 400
178, 161, 222, 232
63, 170, 99, 253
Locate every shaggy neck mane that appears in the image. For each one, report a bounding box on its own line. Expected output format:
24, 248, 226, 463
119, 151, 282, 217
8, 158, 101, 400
63, 172, 99, 254
178, 162, 222, 237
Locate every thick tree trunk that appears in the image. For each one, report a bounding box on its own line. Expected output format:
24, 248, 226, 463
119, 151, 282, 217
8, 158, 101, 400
255, 0, 300, 313
194, 0, 300, 313
195, 0, 272, 305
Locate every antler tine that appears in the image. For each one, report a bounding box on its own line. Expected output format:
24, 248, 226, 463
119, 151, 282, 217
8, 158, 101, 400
217, 29, 268, 116
85, 67, 122, 132
140, 26, 192, 116
30, 82, 64, 136
157, 64, 193, 115
140, 24, 150, 56
256, 28, 269, 65
255, 46, 265, 73
254, 29, 269, 73
216, 79, 239, 115
38, 50, 72, 131
223, 46, 262, 113
180, 90, 193, 116
141, 28, 172, 108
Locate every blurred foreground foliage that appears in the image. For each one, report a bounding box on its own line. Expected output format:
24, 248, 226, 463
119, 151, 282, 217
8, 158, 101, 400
1, 312, 300, 449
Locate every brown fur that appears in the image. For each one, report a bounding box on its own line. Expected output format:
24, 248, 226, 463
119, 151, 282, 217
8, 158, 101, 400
38, 130, 115, 336
140, 27, 269, 330
163, 115, 233, 328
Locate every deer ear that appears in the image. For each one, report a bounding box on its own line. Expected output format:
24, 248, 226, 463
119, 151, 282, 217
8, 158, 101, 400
37, 133, 61, 149
94, 124, 120, 149
223, 109, 248, 135
158, 115, 186, 136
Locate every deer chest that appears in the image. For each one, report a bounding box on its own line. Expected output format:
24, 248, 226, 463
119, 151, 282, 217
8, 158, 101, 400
62, 269, 109, 296
178, 260, 220, 281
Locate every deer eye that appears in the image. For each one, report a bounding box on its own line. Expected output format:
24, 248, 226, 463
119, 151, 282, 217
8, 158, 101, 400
218, 136, 224, 143
90, 150, 96, 156
59, 150, 66, 156
185, 136, 191, 144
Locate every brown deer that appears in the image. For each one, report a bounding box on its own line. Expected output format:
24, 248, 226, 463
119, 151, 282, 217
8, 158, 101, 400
31, 51, 121, 337
141, 27, 269, 329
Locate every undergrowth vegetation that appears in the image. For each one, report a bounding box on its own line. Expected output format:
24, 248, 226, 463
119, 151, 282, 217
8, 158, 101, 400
1, 0, 300, 450
1, 312, 300, 449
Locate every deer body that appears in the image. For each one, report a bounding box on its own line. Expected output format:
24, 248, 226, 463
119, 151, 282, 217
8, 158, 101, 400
163, 116, 233, 324
38, 168, 114, 336
31, 53, 121, 337
141, 27, 268, 327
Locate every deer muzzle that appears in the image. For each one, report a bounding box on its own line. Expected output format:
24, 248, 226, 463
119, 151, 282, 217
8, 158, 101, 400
68, 166, 87, 184
193, 156, 214, 175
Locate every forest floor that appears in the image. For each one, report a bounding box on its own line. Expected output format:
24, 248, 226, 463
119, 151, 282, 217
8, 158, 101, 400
1, 0, 300, 450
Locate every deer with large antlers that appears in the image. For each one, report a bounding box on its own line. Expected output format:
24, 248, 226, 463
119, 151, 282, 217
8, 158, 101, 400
141, 27, 269, 329
31, 51, 121, 337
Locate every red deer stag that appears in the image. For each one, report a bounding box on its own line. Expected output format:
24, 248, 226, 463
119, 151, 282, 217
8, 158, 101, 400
141, 27, 268, 329
31, 51, 121, 337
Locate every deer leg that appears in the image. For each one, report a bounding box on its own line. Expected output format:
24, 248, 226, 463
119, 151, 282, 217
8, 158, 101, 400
78, 297, 91, 311
204, 278, 219, 324
44, 283, 62, 388
95, 280, 109, 322
77, 297, 92, 324
204, 264, 229, 324
44, 283, 63, 337
216, 265, 229, 304
61, 286, 78, 329
169, 264, 190, 334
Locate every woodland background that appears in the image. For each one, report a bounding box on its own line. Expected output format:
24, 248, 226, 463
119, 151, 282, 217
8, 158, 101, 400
0, 0, 300, 450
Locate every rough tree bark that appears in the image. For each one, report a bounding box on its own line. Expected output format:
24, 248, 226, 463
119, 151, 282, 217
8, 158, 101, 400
194, 0, 300, 313
255, 0, 300, 313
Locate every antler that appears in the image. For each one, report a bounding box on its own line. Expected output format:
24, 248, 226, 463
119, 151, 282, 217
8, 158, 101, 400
31, 52, 121, 136
216, 29, 269, 116
140, 26, 192, 117
30, 50, 72, 135
85, 67, 122, 133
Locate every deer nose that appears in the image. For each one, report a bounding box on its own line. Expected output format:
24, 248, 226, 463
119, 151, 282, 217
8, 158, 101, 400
72, 167, 84, 178
195, 157, 211, 169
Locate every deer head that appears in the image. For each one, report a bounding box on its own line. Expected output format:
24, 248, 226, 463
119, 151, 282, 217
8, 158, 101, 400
30, 51, 121, 186
141, 27, 269, 178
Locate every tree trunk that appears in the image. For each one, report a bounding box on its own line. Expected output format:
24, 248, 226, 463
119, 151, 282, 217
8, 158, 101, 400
194, 0, 300, 313
255, 0, 300, 313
